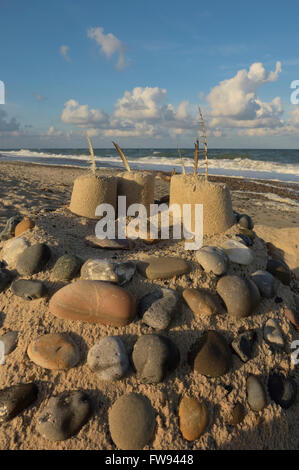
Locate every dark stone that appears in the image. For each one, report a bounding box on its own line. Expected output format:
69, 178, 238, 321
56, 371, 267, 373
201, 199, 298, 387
235, 234, 253, 247
0, 331, 18, 355
11, 279, 47, 300
275, 296, 283, 303
0, 383, 38, 422
137, 257, 190, 280
0, 268, 13, 293
36, 390, 93, 441
267, 259, 292, 286
251, 270, 277, 298
139, 288, 179, 330
16, 243, 51, 275
188, 330, 232, 377
268, 372, 297, 409
0, 216, 22, 241
238, 214, 254, 230
132, 334, 180, 383
51, 254, 82, 281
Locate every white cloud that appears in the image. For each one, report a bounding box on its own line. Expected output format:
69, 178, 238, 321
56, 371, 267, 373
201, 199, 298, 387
61, 99, 109, 127
60, 45, 71, 63
87, 26, 127, 70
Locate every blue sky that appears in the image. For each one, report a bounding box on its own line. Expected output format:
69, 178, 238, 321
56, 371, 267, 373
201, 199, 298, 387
1, 0, 299, 148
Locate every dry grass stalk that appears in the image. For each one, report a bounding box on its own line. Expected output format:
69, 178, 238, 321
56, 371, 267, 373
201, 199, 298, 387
193, 138, 199, 175
198, 106, 208, 181
112, 141, 131, 172
177, 147, 186, 174
86, 132, 96, 175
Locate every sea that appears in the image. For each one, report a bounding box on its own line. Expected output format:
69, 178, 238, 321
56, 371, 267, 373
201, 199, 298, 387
0, 148, 299, 184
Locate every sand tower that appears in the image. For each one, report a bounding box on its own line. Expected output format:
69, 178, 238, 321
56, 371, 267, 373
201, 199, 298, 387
113, 142, 155, 216
69, 134, 117, 219
169, 107, 234, 236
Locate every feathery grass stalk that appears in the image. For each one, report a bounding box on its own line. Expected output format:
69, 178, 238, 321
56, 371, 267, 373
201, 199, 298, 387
112, 141, 131, 172
193, 138, 199, 175
177, 146, 186, 174
198, 106, 208, 181
85, 132, 96, 175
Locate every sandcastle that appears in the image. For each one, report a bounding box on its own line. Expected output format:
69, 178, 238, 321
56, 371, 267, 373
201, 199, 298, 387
69, 134, 117, 219
169, 108, 234, 236
113, 142, 155, 216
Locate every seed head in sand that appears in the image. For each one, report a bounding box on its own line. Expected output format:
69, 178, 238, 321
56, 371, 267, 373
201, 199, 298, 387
170, 107, 234, 236
69, 133, 117, 219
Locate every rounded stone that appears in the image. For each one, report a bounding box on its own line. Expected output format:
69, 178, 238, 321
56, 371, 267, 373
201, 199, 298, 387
231, 330, 256, 362
132, 334, 180, 383
11, 279, 47, 300
222, 239, 254, 265
216, 275, 260, 318
51, 254, 82, 281
14, 217, 35, 237
266, 259, 291, 286
87, 336, 129, 381
195, 246, 228, 275
49, 280, 137, 326
109, 393, 156, 450
16, 243, 51, 275
137, 257, 190, 280
0, 331, 18, 355
139, 288, 179, 330
188, 330, 231, 377
182, 288, 223, 316
246, 375, 267, 411
227, 403, 246, 425
178, 396, 208, 441
114, 261, 136, 286
251, 270, 277, 298
268, 372, 297, 409
238, 214, 254, 230
1, 237, 30, 266
28, 333, 80, 370
85, 235, 134, 250
37, 390, 93, 441
0, 268, 13, 293
0, 383, 38, 422
263, 318, 285, 349
81, 259, 118, 283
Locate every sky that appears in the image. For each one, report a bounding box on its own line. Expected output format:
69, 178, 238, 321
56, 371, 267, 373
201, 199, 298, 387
1, 0, 299, 148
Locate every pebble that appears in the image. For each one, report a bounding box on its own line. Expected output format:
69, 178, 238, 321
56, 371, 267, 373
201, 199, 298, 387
235, 233, 253, 247
178, 396, 208, 441
81, 259, 118, 283
12, 279, 47, 300
132, 334, 180, 383
28, 333, 80, 370
195, 246, 228, 275
238, 214, 254, 230
137, 257, 190, 280
139, 288, 179, 330
263, 318, 285, 349
267, 259, 292, 286
227, 403, 246, 425
85, 235, 134, 250
0, 216, 22, 241
52, 254, 82, 281
87, 336, 129, 381
0, 383, 38, 422
217, 275, 260, 318
114, 261, 136, 286
231, 330, 256, 362
222, 239, 254, 265
49, 280, 137, 326
16, 243, 51, 275
1, 237, 29, 266
37, 390, 93, 441
284, 307, 299, 331
182, 288, 223, 316
268, 372, 297, 409
251, 270, 277, 298
188, 330, 231, 377
108, 393, 156, 450
0, 268, 13, 293
246, 375, 267, 411
14, 217, 35, 237
0, 331, 18, 355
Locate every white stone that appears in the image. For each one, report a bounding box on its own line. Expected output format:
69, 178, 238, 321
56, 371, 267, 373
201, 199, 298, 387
87, 336, 129, 381
1, 237, 29, 266
81, 259, 118, 283
222, 239, 254, 265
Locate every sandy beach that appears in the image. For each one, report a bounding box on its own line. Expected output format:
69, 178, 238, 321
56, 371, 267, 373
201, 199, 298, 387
0, 160, 298, 450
